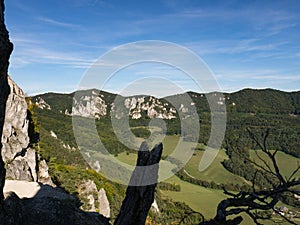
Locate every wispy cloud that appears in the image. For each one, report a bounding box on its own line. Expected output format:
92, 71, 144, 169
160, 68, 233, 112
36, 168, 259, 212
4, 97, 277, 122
186, 39, 287, 56
11, 45, 94, 69
7, 0, 300, 94
266, 23, 297, 36
69, 0, 110, 8
37, 17, 80, 29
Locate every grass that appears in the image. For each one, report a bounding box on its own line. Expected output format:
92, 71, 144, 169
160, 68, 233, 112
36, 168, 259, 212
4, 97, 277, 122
249, 150, 300, 178
115, 151, 137, 165
161, 176, 294, 225
184, 149, 249, 185
161, 175, 226, 219
115, 133, 299, 224
161, 135, 181, 156
160, 135, 249, 186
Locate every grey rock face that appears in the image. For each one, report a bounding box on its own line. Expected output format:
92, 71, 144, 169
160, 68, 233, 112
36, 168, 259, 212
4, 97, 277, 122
125, 96, 177, 120
112, 96, 177, 120
98, 188, 110, 218
0, 0, 14, 201
78, 179, 98, 212
38, 159, 55, 186
78, 180, 111, 218
1, 76, 37, 182
35, 97, 51, 110
72, 90, 107, 118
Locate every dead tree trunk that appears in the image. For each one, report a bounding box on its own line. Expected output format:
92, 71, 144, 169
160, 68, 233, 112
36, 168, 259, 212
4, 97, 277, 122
0, 0, 13, 201
114, 142, 163, 225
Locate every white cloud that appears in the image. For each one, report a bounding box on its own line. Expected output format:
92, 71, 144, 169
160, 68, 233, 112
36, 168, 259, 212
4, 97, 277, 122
186, 39, 288, 56
10, 45, 95, 69
37, 17, 80, 29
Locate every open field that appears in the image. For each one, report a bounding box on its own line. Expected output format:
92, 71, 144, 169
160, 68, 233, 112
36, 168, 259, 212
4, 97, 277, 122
161, 175, 226, 219
115, 134, 300, 224
249, 150, 300, 178
162, 176, 257, 224
184, 149, 249, 185
162, 176, 295, 224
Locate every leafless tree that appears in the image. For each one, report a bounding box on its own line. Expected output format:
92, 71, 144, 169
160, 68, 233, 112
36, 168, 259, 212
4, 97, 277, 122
198, 128, 300, 225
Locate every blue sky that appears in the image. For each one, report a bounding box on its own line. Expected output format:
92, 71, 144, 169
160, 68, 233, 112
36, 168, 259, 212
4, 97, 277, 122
5, 0, 300, 96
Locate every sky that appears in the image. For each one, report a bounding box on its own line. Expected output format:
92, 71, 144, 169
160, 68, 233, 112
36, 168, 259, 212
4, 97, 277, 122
4, 0, 300, 96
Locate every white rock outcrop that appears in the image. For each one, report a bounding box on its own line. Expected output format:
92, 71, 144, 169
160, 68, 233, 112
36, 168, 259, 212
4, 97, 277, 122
151, 199, 160, 214
38, 159, 55, 186
98, 188, 110, 218
72, 92, 107, 119
78, 179, 110, 218
35, 97, 51, 110
114, 96, 177, 120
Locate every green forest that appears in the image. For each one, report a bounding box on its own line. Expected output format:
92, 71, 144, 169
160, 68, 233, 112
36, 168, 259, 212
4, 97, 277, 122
29, 88, 300, 224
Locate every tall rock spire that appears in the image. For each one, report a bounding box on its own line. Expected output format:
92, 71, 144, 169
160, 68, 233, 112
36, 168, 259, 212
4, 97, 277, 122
0, 0, 13, 201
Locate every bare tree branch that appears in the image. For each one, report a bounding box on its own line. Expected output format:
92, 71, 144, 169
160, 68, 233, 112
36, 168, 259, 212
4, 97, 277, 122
287, 163, 300, 182
272, 207, 298, 225
198, 129, 300, 225
247, 128, 286, 185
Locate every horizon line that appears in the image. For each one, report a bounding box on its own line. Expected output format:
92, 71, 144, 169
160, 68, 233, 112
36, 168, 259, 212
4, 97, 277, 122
28, 86, 300, 98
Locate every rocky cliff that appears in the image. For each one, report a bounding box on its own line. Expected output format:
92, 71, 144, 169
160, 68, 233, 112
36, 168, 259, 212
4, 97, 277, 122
2, 76, 37, 182
0, 0, 13, 201
34, 90, 183, 120
0, 1, 112, 224
0, 78, 111, 225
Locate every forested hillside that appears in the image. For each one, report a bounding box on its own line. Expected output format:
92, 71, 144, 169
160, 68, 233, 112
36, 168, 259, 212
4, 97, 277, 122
28, 88, 300, 224
31, 88, 300, 157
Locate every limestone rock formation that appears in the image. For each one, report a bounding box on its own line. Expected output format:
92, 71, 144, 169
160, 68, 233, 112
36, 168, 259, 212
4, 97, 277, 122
78, 179, 98, 212
35, 97, 51, 110
98, 188, 110, 218
78, 180, 111, 218
1, 76, 37, 182
38, 159, 55, 186
54, 89, 179, 120
112, 96, 177, 120
72, 90, 107, 118
0, 0, 13, 201
151, 199, 160, 214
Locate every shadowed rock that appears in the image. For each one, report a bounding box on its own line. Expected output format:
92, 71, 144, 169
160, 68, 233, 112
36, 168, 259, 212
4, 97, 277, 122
1, 184, 111, 225
114, 142, 163, 225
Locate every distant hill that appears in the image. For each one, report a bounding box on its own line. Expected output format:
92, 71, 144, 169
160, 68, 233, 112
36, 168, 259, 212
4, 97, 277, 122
29, 88, 300, 158
225, 88, 300, 114
31, 88, 300, 118
28, 88, 300, 223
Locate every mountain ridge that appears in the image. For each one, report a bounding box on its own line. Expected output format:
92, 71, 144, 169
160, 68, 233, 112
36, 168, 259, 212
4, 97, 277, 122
30, 88, 300, 118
